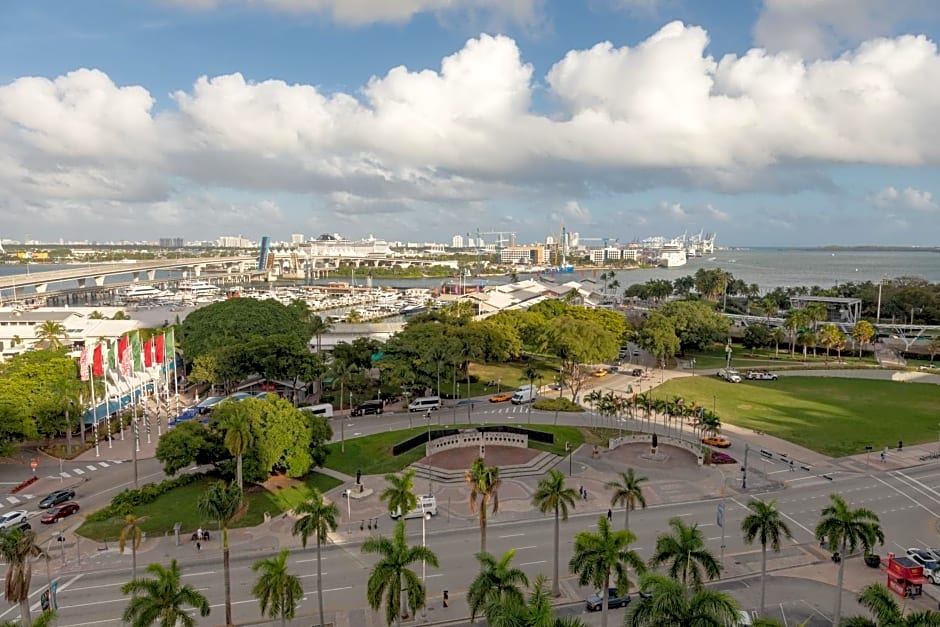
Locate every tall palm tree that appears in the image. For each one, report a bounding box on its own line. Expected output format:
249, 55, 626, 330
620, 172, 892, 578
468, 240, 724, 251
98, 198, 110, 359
361, 519, 439, 627
783, 309, 805, 355
650, 517, 722, 590
331, 359, 357, 414
844, 582, 940, 626
119, 514, 145, 582
381, 469, 419, 518
465, 457, 501, 555
625, 572, 740, 627
309, 315, 333, 354
741, 499, 793, 616
197, 481, 243, 627
531, 469, 578, 597
292, 490, 339, 627
34, 320, 67, 350
814, 494, 884, 627
0, 529, 44, 627
569, 516, 645, 627
251, 549, 303, 627
467, 550, 529, 622
218, 407, 253, 492
121, 560, 210, 627
605, 468, 647, 532
484, 575, 588, 627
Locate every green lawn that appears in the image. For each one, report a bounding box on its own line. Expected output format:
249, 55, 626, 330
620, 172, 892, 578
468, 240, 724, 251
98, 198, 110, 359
76, 472, 340, 542
654, 376, 940, 457
685, 344, 878, 370
324, 423, 587, 475
467, 355, 561, 398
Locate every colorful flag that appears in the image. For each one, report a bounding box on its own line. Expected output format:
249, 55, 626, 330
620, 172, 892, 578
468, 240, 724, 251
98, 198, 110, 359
164, 329, 175, 367
155, 334, 165, 364
79, 344, 90, 382
143, 338, 153, 368
107, 340, 117, 373
92, 343, 104, 377
119, 335, 132, 377
131, 331, 143, 372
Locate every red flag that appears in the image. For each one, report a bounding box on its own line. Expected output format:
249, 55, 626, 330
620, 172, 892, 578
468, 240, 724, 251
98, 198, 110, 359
92, 344, 104, 377
118, 335, 131, 377
155, 334, 165, 364
143, 338, 153, 368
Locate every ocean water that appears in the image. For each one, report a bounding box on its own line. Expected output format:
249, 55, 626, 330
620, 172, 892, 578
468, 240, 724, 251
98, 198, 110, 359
1, 248, 938, 294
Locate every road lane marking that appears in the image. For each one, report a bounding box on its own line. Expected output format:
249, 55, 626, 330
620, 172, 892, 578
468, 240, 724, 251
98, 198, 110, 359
58, 598, 125, 610
6, 496, 20, 504
514, 545, 537, 550
85, 465, 98, 472
60, 620, 121, 627
895, 471, 940, 507
298, 572, 329, 579
98, 462, 110, 468
872, 476, 940, 518
181, 571, 217, 577
499, 533, 525, 538
519, 560, 546, 566
733, 497, 809, 542
60, 472, 71, 478
28, 574, 83, 615
72, 468, 84, 475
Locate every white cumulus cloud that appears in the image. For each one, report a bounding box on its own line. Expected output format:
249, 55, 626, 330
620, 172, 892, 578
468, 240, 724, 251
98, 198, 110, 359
870, 186, 940, 212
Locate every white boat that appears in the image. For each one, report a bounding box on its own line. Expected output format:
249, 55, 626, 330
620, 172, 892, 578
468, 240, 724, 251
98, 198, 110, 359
178, 279, 221, 296
658, 241, 688, 268
121, 285, 167, 300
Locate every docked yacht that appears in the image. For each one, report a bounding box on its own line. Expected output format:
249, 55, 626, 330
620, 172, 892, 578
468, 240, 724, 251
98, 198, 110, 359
178, 279, 221, 297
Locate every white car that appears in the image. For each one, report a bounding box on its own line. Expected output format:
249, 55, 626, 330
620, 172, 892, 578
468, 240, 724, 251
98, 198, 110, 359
906, 548, 940, 584
746, 370, 778, 381
0, 511, 29, 531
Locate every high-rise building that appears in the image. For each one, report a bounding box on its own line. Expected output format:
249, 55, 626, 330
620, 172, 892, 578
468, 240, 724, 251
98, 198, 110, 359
159, 237, 184, 248
451, 234, 464, 248
291, 233, 305, 244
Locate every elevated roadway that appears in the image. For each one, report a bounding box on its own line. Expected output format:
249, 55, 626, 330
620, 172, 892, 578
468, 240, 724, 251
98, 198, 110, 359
0, 257, 256, 294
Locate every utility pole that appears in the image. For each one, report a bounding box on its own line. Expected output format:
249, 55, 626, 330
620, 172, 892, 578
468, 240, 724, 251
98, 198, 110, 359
741, 443, 749, 490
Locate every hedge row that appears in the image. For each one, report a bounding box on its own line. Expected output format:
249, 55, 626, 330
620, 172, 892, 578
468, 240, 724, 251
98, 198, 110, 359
85, 472, 207, 522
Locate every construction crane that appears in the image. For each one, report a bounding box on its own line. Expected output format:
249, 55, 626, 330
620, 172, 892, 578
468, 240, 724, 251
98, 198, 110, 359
467, 229, 516, 251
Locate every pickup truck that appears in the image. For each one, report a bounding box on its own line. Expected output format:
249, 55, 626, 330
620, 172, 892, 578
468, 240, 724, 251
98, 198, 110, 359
746, 370, 778, 381
717, 369, 742, 383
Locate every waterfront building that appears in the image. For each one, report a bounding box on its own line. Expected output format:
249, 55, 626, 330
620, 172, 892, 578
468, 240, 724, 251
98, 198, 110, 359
499, 245, 547, 265
0, 307, 144, 361
451, 234, 464, 248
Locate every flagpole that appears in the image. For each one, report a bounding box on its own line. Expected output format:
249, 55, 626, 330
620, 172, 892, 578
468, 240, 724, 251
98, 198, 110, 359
88, 368, 100, 458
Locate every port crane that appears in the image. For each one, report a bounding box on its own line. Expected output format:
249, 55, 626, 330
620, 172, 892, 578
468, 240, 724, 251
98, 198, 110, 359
467, 229, 516, 251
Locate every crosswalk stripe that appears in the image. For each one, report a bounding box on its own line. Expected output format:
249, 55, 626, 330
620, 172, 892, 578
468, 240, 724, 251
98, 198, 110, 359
72, 468, 84, 475
86, 465, 98, 472
111, 460, 123, 464
59, 472, 71, 478
7, 496, 20, 504
98, 462, 110, 468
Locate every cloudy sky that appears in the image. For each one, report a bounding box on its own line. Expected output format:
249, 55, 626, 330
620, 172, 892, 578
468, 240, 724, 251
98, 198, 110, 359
3, 0, 940, 246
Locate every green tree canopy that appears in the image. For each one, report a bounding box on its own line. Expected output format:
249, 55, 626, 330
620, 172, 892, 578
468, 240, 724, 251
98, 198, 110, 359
659, 300, 731, 352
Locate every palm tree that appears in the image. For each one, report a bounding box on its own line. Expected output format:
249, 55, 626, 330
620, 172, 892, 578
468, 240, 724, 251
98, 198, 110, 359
197, 481, 243, 627
484, 575, 588, 627
381, 469, 419, 518
783, 309, 805, 355
815, 493, 884, 627
625, 572, 740, 627
251, 549, 303, 627
309, 315, 333, 354
467, 550, 529, 621
569, 516, 645, 627
851, 320, 876, 358
292, 490, 340, 627
771, 327, 786, 358
119, 514, 145, 582
465, 457, 501, 555
331, 359, 357, 414
650, 517, 722, 590
741, 499, 793, 616
605, 468, 647, 532
531, 469, 578, 596
121, 560, 210, 627
361, 519, 439, 627
34, 320, 67, 350
218, 407, 253, 492
0, 529, 44, 627
844, 582, 940, 626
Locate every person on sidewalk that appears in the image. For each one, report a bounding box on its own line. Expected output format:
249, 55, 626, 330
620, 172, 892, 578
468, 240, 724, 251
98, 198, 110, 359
196, 541, 201, 552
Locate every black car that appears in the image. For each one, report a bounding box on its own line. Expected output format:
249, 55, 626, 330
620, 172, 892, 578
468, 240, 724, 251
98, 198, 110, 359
586, 588, 631, 612
352, 400, 383, 417
39, 489, 76, 509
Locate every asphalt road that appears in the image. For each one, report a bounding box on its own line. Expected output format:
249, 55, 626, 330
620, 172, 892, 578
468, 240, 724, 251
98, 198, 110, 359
4, 404, 940, 625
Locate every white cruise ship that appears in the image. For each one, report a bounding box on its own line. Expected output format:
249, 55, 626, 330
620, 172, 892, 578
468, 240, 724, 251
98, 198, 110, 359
658, 241, 688, 268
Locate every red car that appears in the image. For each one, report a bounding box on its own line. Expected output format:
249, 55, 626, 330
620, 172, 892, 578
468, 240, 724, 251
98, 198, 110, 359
40, 502, 79, 524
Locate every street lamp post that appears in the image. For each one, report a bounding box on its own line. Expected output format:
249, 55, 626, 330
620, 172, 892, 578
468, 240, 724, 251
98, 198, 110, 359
725, 339, 733, 370
420, 502, 431, 619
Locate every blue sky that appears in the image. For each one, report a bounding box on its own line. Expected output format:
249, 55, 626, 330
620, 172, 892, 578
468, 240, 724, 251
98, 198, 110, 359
2, 0, 940, 247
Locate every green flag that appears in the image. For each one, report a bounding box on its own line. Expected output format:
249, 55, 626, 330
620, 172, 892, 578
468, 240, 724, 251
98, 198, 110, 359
131, 331, 143, 372
107, 340, 117, 373
164, 328, 175, 361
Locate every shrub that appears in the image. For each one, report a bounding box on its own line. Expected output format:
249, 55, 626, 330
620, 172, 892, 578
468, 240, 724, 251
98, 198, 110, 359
89, 472, 206, 522
709, 451, 737, 465
532, 398, 585, 412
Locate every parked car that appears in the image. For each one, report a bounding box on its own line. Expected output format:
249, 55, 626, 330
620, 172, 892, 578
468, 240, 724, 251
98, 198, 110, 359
0, 520, 31, 534
906, 548, 940, 584
717, 369, 742, 383
351, 400, 383, 417
702, 435, 732, 448
585, 588, 631, 612
0, 511, 29, 531
631, 368, 644, 377
40, 502, 80, 525
39, 489, 76, 509
746, 370, 778, 381
489, 393, 513, 403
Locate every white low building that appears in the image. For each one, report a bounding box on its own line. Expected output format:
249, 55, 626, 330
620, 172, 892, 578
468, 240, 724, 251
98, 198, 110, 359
0, 307, 145, 361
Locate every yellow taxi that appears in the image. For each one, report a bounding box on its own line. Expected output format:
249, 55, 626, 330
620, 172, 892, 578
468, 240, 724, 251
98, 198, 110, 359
489, 393, 513, 403
591, 369, 609, 378
701, 435, 732, 448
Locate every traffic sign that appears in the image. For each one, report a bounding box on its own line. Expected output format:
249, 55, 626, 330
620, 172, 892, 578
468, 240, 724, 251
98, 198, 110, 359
716, 503, 725, 528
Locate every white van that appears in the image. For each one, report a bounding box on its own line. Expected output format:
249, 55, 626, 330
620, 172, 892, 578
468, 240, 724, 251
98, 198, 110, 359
408, 396, 441, 412
511, 384, 538, 405
389, 495, 437, 520
300, 403, 333, 418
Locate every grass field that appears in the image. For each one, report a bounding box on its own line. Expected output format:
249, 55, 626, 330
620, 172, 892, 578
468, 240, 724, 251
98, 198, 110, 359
323, 423, 589, 475
76, 472, 340, 541
685, 343, 878, 370
654, 376, 939, 457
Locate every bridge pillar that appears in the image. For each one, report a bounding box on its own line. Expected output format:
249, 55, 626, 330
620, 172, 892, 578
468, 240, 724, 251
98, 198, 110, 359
194, 265, 204, 277
147, 270, 156, 281
35, 283, 48, 294
94, 275, 106, 287
132, 272, 142, 283
77, 278, 87, 288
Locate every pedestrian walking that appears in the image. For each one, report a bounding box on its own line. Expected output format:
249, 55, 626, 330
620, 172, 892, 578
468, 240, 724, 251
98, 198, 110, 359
583, 488, 588, 501
789, 460, 794, 472
607, 509, 612, 521
579, 485, 584, 499
196, 541, 201, 552
881, 450, 886, 463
